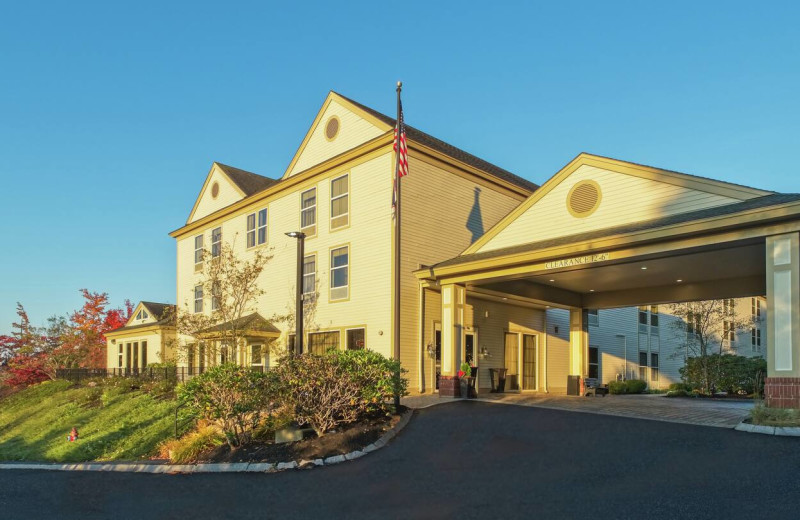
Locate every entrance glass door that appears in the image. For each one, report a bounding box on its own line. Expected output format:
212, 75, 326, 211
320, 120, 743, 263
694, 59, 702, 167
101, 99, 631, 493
522, 334, 537, 390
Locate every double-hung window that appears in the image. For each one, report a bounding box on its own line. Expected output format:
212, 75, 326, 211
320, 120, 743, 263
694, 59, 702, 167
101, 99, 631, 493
638, 352, 647, 380
587, 309, 599, 327
211, 227, 222, 258
247, 208, 268, 248
346, 328, 365, 350
303, 254, 316, 296
301, 188, 317, 235
194, 235, 204, 271
330, 174, 349, 229
194, 284, 203, 313
330, 246, 349, 301
308, 331, 340, 355
650, 353, 659, 382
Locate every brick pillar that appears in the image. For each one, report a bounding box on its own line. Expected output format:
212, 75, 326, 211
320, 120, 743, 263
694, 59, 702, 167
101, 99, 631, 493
764, 377, 800, 409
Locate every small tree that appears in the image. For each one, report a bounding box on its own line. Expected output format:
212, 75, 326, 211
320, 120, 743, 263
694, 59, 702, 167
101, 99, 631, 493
668, 299, 753, 394
173, 243, 272, 362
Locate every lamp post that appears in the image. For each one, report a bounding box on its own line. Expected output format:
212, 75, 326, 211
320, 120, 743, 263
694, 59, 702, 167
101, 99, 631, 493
285, 231, 306, 356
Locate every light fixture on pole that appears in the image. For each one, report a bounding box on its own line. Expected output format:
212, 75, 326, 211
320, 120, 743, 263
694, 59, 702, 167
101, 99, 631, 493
285, 231, 306, 356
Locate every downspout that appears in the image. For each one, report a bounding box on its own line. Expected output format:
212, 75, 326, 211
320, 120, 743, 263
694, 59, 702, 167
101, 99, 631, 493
418, 284, 426, 393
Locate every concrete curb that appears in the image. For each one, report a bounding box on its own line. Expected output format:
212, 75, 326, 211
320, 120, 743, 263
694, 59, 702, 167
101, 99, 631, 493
0, 409, 414, 474
734, 421, 800, 437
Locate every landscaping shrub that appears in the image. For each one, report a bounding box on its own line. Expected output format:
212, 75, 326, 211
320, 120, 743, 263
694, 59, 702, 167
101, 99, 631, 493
326, 349, 409, 415
681, 354, 766, 396
750, 403, 800, 427
668, 382, 693, 392
273, 354, 363, 437
178, 363, 277, 448
607, 379, 647, 394
608, 380, 627, 394
625, 379, 647, 394
159, 423, 225, 463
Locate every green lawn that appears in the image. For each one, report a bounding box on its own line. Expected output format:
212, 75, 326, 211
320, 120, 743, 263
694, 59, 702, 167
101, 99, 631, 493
0, 380, 181, 462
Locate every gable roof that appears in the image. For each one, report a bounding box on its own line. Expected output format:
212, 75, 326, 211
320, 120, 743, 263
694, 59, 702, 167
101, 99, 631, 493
463, 152, 774, 255
432, 192, 800, 271
335, 92, 539, 193
215, 162, 279, 196
107, 302, 176, 335
140, 302, 176, 322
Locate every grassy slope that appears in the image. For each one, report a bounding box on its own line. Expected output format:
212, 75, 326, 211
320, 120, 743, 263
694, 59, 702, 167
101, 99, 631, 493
0, 380, 179, 462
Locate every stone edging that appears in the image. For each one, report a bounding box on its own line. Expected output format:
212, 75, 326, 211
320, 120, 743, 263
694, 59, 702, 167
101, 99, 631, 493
0, 409, 414, 474
734, 420, 800, 437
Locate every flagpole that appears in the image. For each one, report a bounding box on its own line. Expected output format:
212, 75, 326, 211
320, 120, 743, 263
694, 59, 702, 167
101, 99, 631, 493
394, 82, 402, 360
393, 81, 402, 409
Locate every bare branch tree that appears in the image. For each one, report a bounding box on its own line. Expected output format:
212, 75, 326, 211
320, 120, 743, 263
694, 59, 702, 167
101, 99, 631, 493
170, 242, 273, 363
668, 299, 754, 393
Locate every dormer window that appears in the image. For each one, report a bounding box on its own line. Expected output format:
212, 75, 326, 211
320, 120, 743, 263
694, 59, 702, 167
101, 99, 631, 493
135, 309, 149, 321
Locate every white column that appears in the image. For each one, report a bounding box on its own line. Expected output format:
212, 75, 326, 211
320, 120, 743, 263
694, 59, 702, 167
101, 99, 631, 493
441, 283, 465, 376
569, 309, 587, 376
766, 233, 800, 376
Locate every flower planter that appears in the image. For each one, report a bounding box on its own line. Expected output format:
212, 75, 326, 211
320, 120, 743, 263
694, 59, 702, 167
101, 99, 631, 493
438, 376, 461, 398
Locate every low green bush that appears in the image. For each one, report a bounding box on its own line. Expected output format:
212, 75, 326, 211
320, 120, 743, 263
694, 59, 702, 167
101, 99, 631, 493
326, 349, 409, 415
178, 363, 277, 448
681, 354, 766, 395
608, 381, 627, 394
625, 379, 647, 394
669, 382, 693, 392
607, 379, 647, 394
750, 403, 800, 427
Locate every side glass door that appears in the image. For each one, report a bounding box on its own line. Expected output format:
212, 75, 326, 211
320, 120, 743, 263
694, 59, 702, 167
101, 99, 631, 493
522, 334, 537, 390
435, 329, 442, 389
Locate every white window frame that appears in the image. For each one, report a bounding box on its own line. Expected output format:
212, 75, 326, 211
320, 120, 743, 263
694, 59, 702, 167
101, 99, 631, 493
301, 187, 317, 235
303, 254, 316, 296
211, 227, 222, 258
211, 281, 220, 312
194, 234, 204, 270
194, 284, 203, 313
330, 245, 349, 301
330, 174, 349, 230
247, 208, 268, 248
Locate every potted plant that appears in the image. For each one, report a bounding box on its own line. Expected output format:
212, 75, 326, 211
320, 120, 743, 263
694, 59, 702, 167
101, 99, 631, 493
458, 362, 474, 399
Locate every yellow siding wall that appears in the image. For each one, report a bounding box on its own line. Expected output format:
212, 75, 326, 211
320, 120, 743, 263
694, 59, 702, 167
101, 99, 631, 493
105, 329, 176, 369
478, 164, 741, 253
190, 165, 246, 224
400, 154, 529, 390
288, 100, 385, 177
176, 152, 394, 363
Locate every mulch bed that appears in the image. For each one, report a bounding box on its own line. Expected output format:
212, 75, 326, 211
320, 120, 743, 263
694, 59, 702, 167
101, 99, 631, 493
199, 409, 405, 463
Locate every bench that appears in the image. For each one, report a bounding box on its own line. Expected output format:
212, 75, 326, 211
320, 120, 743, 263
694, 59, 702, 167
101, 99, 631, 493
583, 377, 609, 397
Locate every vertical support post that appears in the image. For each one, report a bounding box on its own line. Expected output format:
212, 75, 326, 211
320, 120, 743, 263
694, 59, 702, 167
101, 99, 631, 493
765, 233, 800, 408
296, 234, 304, 356
441, 284, 465, 376
569, 308, 587, 376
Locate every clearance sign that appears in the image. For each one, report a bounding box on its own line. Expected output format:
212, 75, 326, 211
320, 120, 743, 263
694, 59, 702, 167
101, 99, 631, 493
544, 253, 610, 270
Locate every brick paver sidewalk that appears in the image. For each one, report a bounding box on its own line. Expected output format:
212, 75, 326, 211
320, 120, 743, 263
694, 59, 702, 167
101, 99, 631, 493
404, 392, 753, 428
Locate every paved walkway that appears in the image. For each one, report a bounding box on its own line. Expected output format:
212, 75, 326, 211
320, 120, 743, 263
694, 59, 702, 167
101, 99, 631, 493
403, 392, 753, 428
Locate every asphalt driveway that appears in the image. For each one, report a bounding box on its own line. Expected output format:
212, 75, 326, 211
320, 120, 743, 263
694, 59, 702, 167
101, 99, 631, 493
1, 401, 797, 519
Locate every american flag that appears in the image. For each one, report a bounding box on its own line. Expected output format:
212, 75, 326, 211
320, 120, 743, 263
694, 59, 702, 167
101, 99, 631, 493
394, 100, 409, 178
392, 100, 408, 218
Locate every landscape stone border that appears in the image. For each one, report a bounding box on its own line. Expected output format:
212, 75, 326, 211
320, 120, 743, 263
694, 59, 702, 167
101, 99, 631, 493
735, 421, 800, 437
0, 409, 413, 474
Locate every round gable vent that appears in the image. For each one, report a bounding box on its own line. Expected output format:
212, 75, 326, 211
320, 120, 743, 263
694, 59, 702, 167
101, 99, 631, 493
567, 180, 601, 218
325, 116, 340, 141
211, 181, 220, 199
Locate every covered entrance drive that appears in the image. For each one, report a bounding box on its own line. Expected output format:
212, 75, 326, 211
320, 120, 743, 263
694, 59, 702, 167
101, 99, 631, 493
417, 154, 800, 408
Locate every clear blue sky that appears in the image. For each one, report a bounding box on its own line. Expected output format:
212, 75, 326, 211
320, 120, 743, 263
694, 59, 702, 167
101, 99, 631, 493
1, 1, 799, 333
